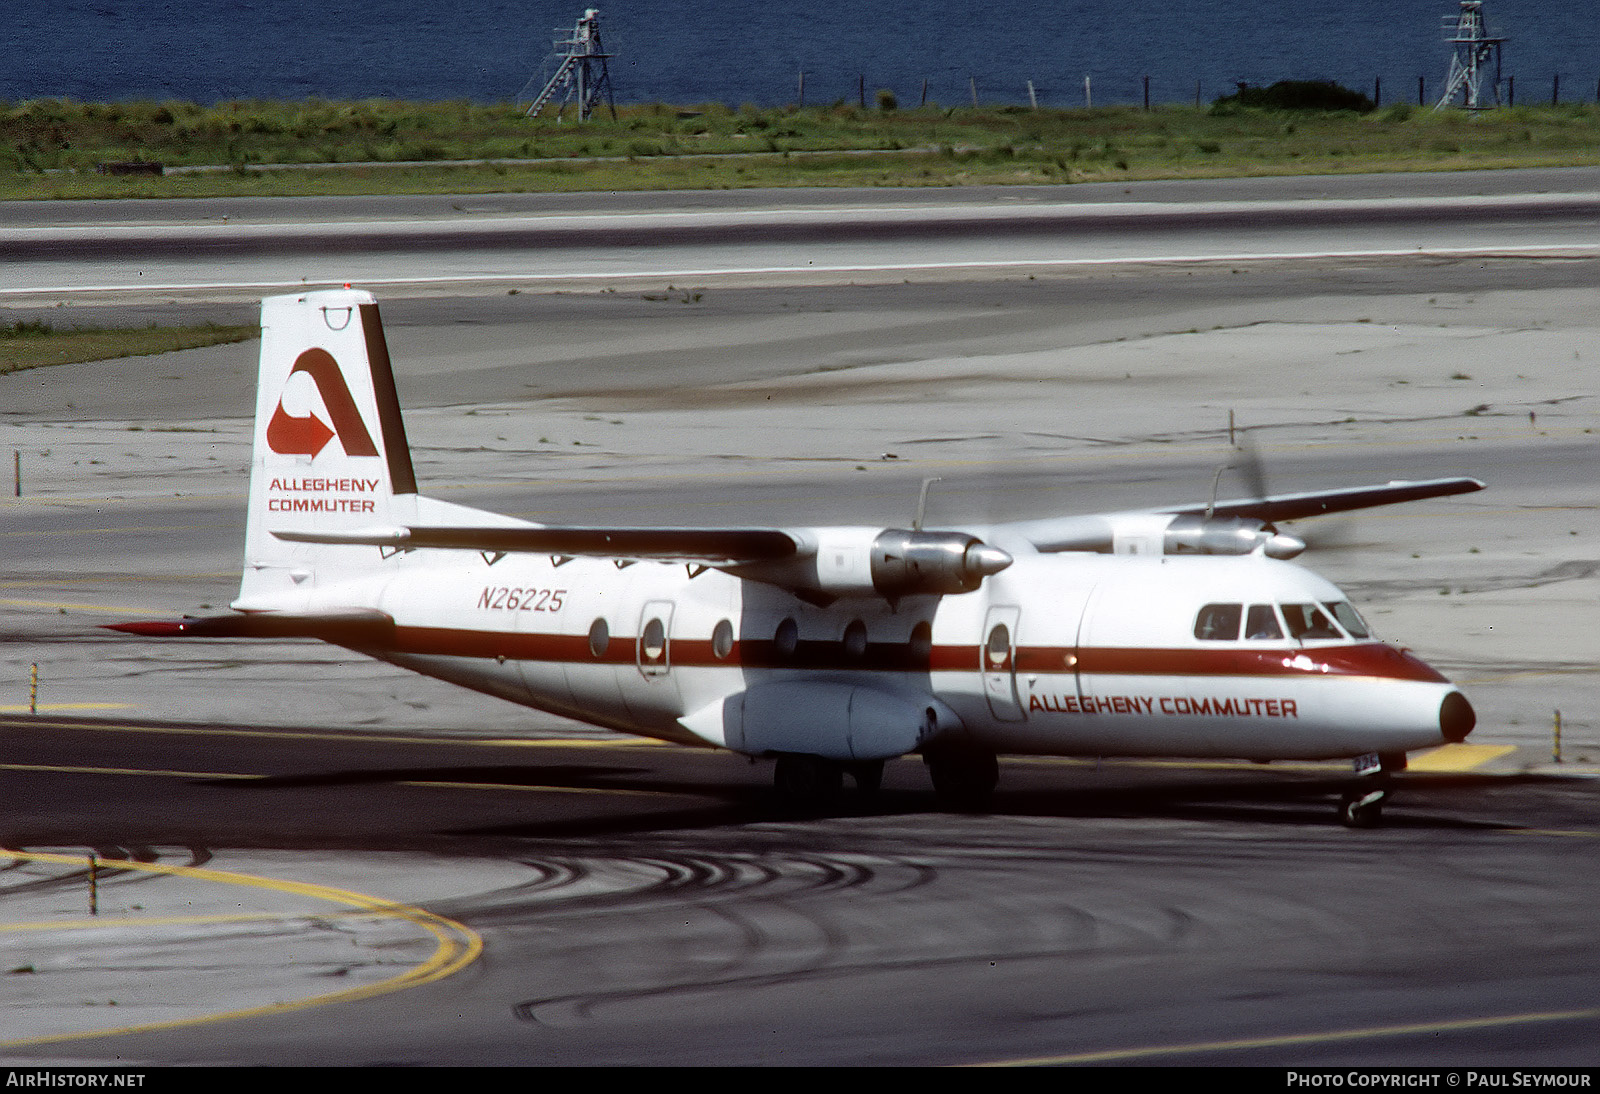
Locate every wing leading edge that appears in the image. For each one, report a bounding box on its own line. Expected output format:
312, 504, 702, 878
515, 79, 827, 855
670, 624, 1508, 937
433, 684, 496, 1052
1170, 476, 1486, 523
272, 525, 801, 564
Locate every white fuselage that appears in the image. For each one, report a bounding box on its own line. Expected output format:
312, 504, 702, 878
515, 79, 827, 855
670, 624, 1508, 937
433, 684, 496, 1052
293, 546, 1461, 763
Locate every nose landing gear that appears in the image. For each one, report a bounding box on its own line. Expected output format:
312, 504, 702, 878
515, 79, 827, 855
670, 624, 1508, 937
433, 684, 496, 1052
1339, 786, 1388, 828
1337, 751, 1404, 828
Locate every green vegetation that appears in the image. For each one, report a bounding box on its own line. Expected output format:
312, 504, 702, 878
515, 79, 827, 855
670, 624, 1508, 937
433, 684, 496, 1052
3, 96, 1600, 198
0, 320, 258, 373
1212, 80, 1376, 114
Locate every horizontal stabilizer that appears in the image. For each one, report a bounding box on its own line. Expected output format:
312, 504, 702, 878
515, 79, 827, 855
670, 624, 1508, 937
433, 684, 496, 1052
273, 525, 801, 564
104, 609, 394, 643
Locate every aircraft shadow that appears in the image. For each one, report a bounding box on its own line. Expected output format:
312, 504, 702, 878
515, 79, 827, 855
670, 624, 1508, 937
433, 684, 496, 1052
429, 767, 1548, 841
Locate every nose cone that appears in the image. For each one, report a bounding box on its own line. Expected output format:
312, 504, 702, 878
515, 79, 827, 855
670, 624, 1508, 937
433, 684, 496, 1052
1440, 690, 1476, 743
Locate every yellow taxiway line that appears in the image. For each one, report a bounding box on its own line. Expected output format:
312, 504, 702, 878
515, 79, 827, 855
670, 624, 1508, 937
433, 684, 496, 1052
1406, 743, 1518, 771
0, 703, 132, 713
0, 849, 483, 1049
977, 1006, 1600, 1066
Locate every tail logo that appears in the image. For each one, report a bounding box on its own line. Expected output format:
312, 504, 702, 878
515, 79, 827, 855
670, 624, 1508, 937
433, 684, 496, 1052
266, 349, 380, 458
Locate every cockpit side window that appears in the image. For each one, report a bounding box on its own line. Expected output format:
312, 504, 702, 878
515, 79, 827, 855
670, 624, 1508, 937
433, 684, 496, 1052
1282, 603, 1343, 640
1245, 604, 1284, 640
1194, 603, 1242, 641
1323, 601, 1371, 639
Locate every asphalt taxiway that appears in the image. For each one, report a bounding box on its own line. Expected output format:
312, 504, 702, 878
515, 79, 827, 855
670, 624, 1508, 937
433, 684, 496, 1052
2, 714, 1598, 1065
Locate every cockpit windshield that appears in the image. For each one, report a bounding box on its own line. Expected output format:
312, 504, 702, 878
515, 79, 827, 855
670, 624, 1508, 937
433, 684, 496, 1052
1193, 603, 1242, 641
1323, 600, 1371, 638
1281, 603, 1341, 639
1194, 600, 1373, 642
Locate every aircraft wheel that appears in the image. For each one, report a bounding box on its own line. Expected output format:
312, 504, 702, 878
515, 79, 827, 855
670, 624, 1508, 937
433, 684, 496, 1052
847, 760, 885, 796
1338, 787, 1387, 829
925, 746, 999, 811
773, 753, 843, 806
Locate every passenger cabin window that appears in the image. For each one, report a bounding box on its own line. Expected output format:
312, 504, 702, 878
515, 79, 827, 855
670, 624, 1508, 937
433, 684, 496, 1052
1194, 603, 1242, 641
1245, 604, 1283, 640
985, 623, 1012, 669
1281, 603, 1343, 640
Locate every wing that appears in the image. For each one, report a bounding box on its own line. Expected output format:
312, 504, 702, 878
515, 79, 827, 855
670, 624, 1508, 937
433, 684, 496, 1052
1002, 476, 1485, 556
1166, 476, 1486, 523
272, 525, 801, 564
271, 523, 1009, 600
276, 476, 1485, 564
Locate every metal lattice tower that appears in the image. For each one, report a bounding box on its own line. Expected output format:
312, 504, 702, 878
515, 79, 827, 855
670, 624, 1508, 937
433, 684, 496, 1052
522, 8, 615, 122
1435, 1, 1505, 110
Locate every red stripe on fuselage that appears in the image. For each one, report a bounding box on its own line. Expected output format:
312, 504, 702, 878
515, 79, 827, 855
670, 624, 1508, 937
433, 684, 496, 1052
1059, 644, 1446, 683
374, 626, 1444, 683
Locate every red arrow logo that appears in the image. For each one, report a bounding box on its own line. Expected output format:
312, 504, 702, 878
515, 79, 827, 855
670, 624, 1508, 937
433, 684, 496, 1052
265, 348, 379, 458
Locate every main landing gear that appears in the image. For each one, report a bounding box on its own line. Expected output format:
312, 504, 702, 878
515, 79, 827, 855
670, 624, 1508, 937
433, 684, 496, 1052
923, 744, 1000, 811
769, 747, 1001, 811
771, 753, 884, 808
1337, 751, 1405, 828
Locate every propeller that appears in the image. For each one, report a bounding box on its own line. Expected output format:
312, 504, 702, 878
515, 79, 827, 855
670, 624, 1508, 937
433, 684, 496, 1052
1208, 427, 1268, 518
1213, 425, 1368, 555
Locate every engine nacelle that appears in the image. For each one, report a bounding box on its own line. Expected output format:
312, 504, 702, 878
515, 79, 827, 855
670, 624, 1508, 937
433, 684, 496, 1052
1106, 513, 1303, 559
731, 527, 1012, 599
1163, 514, 1305, 559
869, 529, 1014, 596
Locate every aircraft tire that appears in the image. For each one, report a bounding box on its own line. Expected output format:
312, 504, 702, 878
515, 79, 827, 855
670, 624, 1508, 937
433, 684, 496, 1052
848, 760, 885, 796
925, 746, 1000, 811
773, 753, 844, 806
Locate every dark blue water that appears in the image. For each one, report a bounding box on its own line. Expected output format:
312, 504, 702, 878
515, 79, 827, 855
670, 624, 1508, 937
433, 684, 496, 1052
5, 1, 1598, 108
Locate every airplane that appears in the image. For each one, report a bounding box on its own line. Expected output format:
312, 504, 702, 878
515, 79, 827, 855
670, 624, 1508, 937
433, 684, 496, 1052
109, 288, 1482, 827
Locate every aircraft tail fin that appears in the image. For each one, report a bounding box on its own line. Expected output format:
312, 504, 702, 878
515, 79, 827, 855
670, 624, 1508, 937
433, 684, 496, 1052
237, 289, 418, 609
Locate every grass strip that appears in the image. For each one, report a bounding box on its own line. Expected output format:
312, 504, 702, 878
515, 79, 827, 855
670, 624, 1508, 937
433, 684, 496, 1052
0, 321, 258, 373
4, 99, 1600, 199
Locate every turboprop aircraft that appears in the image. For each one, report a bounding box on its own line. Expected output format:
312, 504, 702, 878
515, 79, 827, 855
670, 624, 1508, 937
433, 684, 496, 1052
110, 289, 1482, 827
